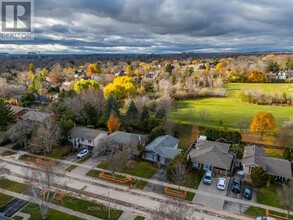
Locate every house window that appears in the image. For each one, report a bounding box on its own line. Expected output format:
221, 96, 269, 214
68, 136, 71, 140
88, 140, 91, 143
81, 138, 84, 142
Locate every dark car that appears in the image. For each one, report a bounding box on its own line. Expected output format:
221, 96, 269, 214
243, 185, 252, 200
231, 176, 241, 193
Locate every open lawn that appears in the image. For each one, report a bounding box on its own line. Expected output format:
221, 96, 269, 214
245, 206, 293, 219
98, 160, 158, 179
0, 178, 28, 193
20, 203, 84, 220
264, 148, 284, 158
257, 185, 282, 208
170, 83, 293, 131
53, 195, 122, 220
0, 192, 13, 207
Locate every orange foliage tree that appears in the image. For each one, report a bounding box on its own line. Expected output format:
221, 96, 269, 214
250, 112, 275, 140
107, 112, 120, 134
190, 125, 200, 143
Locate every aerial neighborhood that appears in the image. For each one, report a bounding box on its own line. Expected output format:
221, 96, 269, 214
0, 54, 293, 219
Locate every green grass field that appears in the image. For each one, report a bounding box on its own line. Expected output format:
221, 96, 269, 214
170, 83, 293, 130
0, 192, 13, 207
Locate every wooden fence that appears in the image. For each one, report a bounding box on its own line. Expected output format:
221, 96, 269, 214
98, 172, 132, 184
266, 208, 289, 220
164, 187, 186, 199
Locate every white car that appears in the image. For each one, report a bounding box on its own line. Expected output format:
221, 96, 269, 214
76, 149, 89, 159
217, 177, 227, 190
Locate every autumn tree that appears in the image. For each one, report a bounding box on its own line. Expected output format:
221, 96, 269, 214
0, 99, 16, 131
125, 65, 133, 76
30, 119, 61, 154
73, 80, 100, 93
266, 60, 280, 73
250, 112, 275, 140
190, 125, 200, 143
48, 64, 64, 83
247, 70, 267, 83
107, 112, 120, 134
278, 123, 293, 149
103, 76, 136, 100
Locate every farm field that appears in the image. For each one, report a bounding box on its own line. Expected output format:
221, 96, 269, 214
169, 83, 293, 130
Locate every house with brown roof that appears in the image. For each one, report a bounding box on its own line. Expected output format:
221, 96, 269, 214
242, 145, 292, 181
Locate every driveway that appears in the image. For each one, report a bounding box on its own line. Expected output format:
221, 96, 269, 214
193, 175, 230, 210
143, 167, 167, 193
70, 155, 104, 176
224, 175, 257, 213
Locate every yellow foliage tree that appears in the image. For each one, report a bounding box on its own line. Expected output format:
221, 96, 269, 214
125, 65, 133, 76
250, 112, 275, 140
192, 60, 198, 65
103, 76, 136, 100
134, 68, 143, 76
107, 112, 120, 134
143, 65, 152, 72
247, 70, 267, 83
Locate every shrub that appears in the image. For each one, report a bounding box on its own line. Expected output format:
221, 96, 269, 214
204, 128, 242, 144
148, 126, 165, 142
251, 167, 268, 187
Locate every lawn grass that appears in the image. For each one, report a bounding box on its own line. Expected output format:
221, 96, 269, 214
46, 145, 75, 159
169, 83, 293, 131
0, 150, 16, 156
20, 203, 84, 220
12, 216, 23, 220
0, 192, 13, 207
264, 148, 284, 158
257, 185, 282, 208
53, 195, 122, 220
245, 206, 293, 219
0, 178, 28, 193
180, 172, 202, 189
98, 160, 158, 179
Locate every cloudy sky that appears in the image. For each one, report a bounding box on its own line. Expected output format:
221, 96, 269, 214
1, 0, 293, 54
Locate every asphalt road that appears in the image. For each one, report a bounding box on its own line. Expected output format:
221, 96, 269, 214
0, 198, 28, 217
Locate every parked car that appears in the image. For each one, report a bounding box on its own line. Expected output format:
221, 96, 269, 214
76, 149, 89, 159
256, 217, 276, 220
231, 176, 241, 193
217, 177, 227, 190
203, 170, 213, 185
243, 185, 252, 200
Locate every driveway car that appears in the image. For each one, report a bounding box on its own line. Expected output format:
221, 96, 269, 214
217, 177, 227, 190
76, 149, 89, 159
203, 170, 213, 185
243, 185, 252, 200
231, 176, 241, 193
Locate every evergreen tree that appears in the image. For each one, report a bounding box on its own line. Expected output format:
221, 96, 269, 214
127, 100, 138, 117
0, 99, 16, 131
283, 147, 291, 161
155, 106, 166, 119
141, 105, 150, 122
105, 95, 120, 118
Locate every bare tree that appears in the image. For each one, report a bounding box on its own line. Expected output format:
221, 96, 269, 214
30, 119, 61, 154
171, 161, 189, 190
152, 198, 193, 220
236, 119, 250, 131
25, 162, 66, 220
199, 109, 209, 124
9, 120, 37, 150
277, 181, 293, 217
278, 123, 293, 148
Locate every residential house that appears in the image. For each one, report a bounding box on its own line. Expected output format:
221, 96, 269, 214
68, 126, 108, 152
143, 135, 182, 165
10, 105, 29, 118
20, 111, 51, 123
188, 140, 233, 175
106, 131, 147, 147
242, 145, 292, 181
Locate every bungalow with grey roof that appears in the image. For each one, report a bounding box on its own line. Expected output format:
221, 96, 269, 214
188, 140, 234, 175
242, 145, 292, 181
106, 131, 147, 147
68, 126, 108, 152
143, 135, 182, 165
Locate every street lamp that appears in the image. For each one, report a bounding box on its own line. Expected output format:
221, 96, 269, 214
108, 189, 112, 219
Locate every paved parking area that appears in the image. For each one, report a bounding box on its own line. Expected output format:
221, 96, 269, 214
224, 175, 257, 213
193, 175, 230, 210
